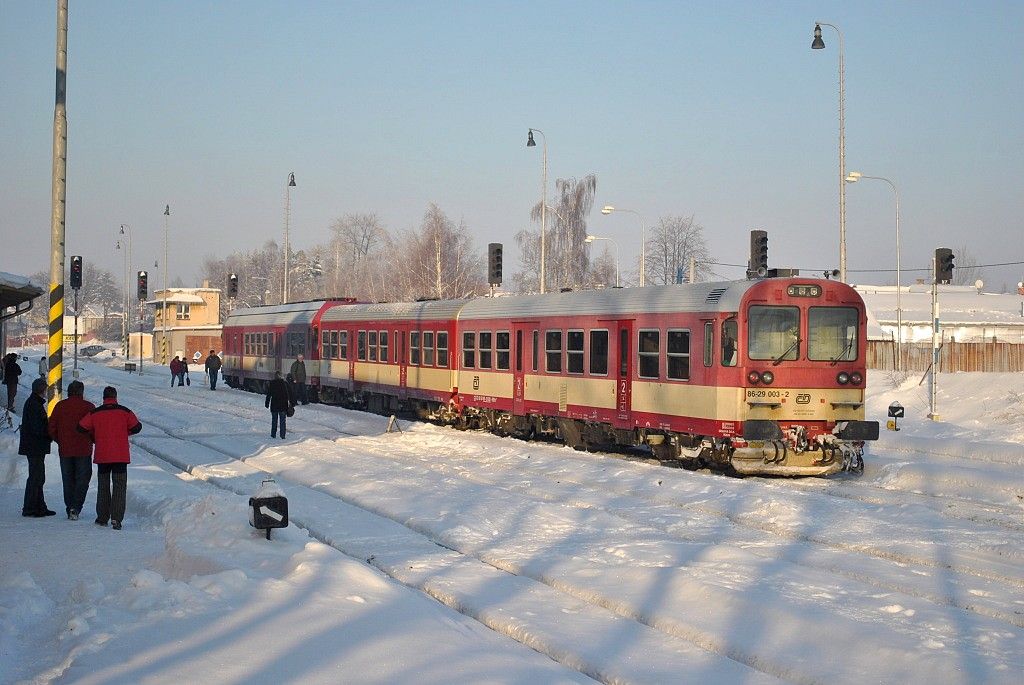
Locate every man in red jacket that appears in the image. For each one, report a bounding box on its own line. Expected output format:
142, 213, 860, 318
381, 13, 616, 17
48, 380, 95, 520
77, 386, 141, 530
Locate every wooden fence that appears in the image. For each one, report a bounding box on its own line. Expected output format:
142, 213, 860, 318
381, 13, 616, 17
867, 340, 1024, 372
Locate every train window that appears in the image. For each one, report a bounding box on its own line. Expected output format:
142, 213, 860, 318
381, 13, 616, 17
479, 332, 493, 369
638, 330, 660, 379
437, 331, 449, 368
321, 331, 330, 360
463, 332, 476, 368
286, 331, 306, 357
339, 331, 348, 360
357, 331, 367, 361
496, 331, 510, 370
808, 307, 858, 361
545, 330, 562, 373
722, 319, 738, 367
747, 306, 799, 362
703, 322, 713, 367
410, 331, 421, 365
667, 330, 690, 380
532, 331, 539, 372
567, 330, 584, 374
379, 331, 389, 362
589, 330, 608, 375
368, 331, 378, 362
515, 330, 523, 372
620, 329, 629, 377
423, 331, 435, 366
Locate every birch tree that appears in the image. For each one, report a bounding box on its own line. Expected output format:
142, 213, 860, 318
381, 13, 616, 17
402, 203, 484, 300
530, 174, 597, 291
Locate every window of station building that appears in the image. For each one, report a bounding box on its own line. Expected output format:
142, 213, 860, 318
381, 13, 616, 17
339, 331, 348, 360
567, 330, 584, 374
721, 318, 738, 367
479, 331, 493, 369
589, 330, 609, 375
463, 331, 476, 368
545, 330, 562, 373
667, 329, 691, 381
410, 331, 421, 365
496, 331, 510, 370
357, 330, 367, 361
423, 331, 435, 366
368, 330, 378, 362
703, 322, 714, 367
437, 331, 449, 368
379, 330, 389, 362
638, 329, 660, 379
176, 303, 190, 320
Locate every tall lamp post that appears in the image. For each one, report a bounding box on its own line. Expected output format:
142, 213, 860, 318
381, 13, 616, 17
117, 223, 132, 358
846, 171, 902, 370
585, 234, 620, 288
162, 205, 170, 364
526, 129, 547, 294
600, 205, 646, 286
283, 172, 296, 304
812, 21, 847, 283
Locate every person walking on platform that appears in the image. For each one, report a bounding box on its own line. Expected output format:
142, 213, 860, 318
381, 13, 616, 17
77, 386, 141, 530
48, 380, 95, 520
290, 354, 309, 405
265, 371, 294, 439
169, 356, 183, 386
204, 349, 221, 390
19, 378, 55, 517
3, 352, 22, 411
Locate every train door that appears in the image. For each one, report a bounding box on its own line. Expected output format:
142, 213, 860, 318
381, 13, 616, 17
615, 320, 633, 424
397, 328, 407, 397
512, 322, 535, 415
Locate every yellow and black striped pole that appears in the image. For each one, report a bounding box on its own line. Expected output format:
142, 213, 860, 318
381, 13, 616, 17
47, 0, 69, 414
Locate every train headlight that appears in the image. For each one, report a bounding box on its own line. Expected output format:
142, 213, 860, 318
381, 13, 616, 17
836, 372, 850, 385
747, 370, 761, 385
760, 370, 775, 385
850, 371, 863, 385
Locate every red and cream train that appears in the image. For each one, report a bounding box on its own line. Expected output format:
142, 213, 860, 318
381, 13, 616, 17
221, 277, 879, 476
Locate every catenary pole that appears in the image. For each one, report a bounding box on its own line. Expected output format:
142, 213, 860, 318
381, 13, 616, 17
47, 0, 69, 413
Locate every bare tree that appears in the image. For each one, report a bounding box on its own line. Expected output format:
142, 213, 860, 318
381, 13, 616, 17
401, 204, 485, 300
952, 245, 980, 286
530, 174, 597, 291
512, 227, 541, 293
645, 215, 714, 285
328, 213, 386, 297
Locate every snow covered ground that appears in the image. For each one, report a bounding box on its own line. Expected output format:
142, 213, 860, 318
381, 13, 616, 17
1, 348, 1022, 684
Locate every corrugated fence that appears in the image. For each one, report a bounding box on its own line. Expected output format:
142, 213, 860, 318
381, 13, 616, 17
868, 340, 1024, 372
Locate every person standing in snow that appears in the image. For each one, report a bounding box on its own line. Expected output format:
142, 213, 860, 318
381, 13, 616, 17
77, 386, 141, 530
181, 355, 191, 386
290, 354, 309, 405
169, 356, 182, 386
265, 371, 294, 439
19, 378, 55, 517
38, 355, 47, 381
204, 349, 221, 390
48, 380, 95, 520
3, 352, 22, 411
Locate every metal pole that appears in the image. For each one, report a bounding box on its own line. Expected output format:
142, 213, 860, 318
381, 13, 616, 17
814, 22, 847, 283
120, 224, 131, 358
138, 299, 144, 375
928, 255, 939, 420
47, 0, 69, 413
73, 289, 78, 375
689, 256, 696, 283
162, 205, 169, 364
283, 172, 295, 303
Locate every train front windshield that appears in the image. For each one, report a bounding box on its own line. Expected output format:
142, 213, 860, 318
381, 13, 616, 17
747, 306, 799, 361
746, 305, 859, 364
808, 307, 858, 362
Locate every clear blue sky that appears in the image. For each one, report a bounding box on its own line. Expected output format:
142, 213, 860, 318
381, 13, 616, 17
2, 1, 1022, 290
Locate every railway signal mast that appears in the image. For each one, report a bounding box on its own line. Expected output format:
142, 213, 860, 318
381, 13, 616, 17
929, 247, 954, 420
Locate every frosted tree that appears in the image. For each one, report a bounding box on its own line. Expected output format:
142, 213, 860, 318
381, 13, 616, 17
645, 215, 714, 285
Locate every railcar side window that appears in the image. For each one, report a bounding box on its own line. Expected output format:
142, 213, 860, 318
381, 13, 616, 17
703, 322, 713, 367
437, 331, 449, 367
339, 331, 348, 360
286, 331, 306, 357
379, 331, 389, 362
589, 330, 608, 375
721, 318, 738, 367
496, 331, 510, 370
423, 331, 435, 366
545, 330, 562, 373
463, 332, 476, 368
808, 307, 858, 361
638, 330, 660, 379
515, 330, 523, 372
410, 331, 421, 365
667, 330, 690, 380
479, 332, 493, 369
747, 306, 799, 361
368, 331, 378, 362
357, 331, 367, 361
567, 330, 584, 374
532, 331, 539, 372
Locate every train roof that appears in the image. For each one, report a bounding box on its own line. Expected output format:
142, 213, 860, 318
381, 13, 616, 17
320, 298, 468, 323
459, 281, 754, 320
225, 300, 332, 327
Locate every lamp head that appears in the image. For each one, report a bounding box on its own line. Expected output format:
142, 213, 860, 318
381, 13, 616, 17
812, 24, 825, 49
526, 130, 536, 147
601, 205, 614, 215
164, 204, 170, 216
845, 171, 862, 183
288, 172, 296, 187
585, 235, 596, 243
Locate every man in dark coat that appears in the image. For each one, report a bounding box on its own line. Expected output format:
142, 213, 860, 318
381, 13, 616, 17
204, 349, 222, 390
289, 354, 309, 404
77, 386, 141, 530
3, 352, 22, 411
169, 356, 183, 386
19, 378, 55, 517
265, 371, 294, 439
48, 380, 95, 519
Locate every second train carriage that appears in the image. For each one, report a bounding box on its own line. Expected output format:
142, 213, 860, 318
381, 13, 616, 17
221, 277, 878, 476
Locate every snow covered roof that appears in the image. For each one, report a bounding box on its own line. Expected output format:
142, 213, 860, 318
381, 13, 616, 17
856, 284, 1024, 326
0, 270, 44, 312
146, 294, 206, 305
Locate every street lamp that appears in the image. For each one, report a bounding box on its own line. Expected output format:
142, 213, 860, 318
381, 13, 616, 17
283, 172, 296, 303
117, 223, 132, 358
585, 234, 620, 288
812, 21, 848, 283
846, 171, 902, 370
162, 205, 170, 364
600, 205, 646, 286
526, 129, 547, 294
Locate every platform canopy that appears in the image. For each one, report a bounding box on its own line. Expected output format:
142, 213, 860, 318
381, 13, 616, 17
0, 271, 44, 320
